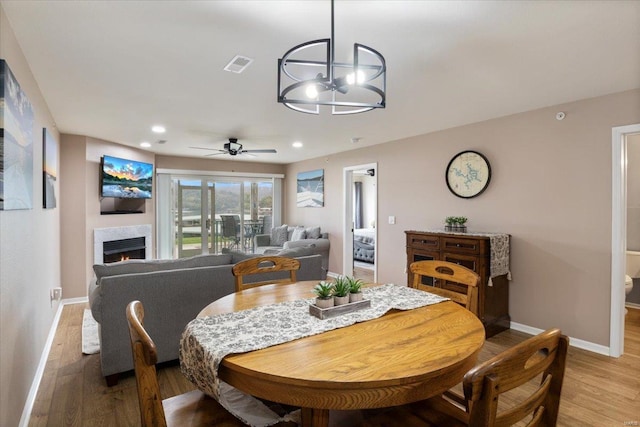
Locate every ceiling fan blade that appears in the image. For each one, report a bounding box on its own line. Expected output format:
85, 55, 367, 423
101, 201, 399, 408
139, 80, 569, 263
189, 146, 219, 151
204, 152, 229, 157
242, 149, 277, 154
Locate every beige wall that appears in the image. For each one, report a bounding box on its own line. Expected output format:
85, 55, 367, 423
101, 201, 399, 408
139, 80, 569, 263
60, 135, 156, 298
286, 89, 640, 347
0, 6, 61, 426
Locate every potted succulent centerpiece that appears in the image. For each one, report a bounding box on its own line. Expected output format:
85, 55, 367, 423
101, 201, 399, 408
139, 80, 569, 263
308, 276, 372, 319
347, 277, 365, 302
332, 276, 351, 306
313, 281, 334, 309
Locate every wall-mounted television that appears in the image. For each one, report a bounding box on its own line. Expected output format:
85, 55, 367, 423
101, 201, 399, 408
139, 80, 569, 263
100, 155, 153, 199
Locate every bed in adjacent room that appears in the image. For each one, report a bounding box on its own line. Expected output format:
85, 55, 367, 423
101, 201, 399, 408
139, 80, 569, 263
354, 228, 376, 264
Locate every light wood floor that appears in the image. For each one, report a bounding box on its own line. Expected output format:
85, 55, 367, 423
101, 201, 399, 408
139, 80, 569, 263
353, 263, 375, 283
29, 304, 640, 426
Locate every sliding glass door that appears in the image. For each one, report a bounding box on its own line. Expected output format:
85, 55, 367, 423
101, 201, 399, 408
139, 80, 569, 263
175, 179, 214, 258
170, 177, 274, 258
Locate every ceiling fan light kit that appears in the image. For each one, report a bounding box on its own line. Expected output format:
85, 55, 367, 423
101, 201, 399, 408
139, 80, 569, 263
277, 0, 386, 115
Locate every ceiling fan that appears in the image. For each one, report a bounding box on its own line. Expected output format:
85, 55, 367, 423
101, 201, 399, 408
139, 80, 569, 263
190, 138, 277, 157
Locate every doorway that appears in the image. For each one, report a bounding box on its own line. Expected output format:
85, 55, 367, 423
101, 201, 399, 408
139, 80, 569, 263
611, 123, 640, 357
343, 163, 377, 282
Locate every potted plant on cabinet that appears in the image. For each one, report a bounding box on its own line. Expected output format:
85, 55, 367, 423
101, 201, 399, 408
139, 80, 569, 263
445, 216, 468, 232
332, 277, 351, 306
347, 277, 365, 302
445, 216, 456, 231
455, 216, 468, 232
313, 281, 334, 309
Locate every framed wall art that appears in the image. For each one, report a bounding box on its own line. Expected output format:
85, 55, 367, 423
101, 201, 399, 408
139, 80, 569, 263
43, 128, 57, 208
297, 169, 324, 207
1, 59, 34, 210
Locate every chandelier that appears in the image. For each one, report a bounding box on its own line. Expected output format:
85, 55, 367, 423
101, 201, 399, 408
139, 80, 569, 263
277, 0, 386, 115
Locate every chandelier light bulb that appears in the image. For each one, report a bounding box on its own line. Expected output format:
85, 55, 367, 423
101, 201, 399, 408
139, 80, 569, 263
346, 70, 366, 85
305, 84, 319, 99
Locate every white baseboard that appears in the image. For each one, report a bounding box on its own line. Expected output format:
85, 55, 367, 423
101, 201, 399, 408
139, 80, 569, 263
19, 297, 89, 427
626, 302, 640, 309
510, 322, 610, 356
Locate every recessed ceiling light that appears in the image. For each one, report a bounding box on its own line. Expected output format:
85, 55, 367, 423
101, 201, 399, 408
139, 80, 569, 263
292, 141, 303, 148
140, 141, 152, 148
151, 125, 166, 133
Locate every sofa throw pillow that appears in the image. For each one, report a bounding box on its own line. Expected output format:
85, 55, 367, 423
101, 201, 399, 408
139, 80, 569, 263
291, 227, 307, 241
305, 226, 321, 240
271, 224, 289, 246
275, 244, 317, 258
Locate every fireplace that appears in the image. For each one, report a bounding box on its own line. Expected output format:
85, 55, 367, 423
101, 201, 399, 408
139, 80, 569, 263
103, 237, 146, 263
94, 225, 152, 265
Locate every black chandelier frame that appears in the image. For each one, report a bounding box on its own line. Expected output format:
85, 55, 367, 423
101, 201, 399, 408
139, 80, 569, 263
277, 0, 386, 115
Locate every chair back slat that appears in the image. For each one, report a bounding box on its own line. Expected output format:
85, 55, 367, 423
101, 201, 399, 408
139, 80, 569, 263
233, 256, 300, 292
410, 260, 480, 315
126, 301, 168, 427
495, 374, 550, 427
464, 328, 569, 427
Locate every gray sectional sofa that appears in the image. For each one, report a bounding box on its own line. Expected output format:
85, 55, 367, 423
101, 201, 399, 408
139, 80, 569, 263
88, 250, 325, 385
254, 225, 330, 272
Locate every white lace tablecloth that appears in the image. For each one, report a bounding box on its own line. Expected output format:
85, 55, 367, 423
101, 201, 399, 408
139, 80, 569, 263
179, 284, 447, 402
421, 230, 511, 284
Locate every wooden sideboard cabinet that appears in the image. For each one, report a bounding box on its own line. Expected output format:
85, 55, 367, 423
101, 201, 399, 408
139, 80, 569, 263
405, 230, 510, 338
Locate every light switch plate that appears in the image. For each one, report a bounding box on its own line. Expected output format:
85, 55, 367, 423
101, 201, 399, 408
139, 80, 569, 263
388, 215, 396, 225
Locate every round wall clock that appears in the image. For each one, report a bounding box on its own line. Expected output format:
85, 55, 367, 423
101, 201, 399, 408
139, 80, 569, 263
445, 150, 492, 198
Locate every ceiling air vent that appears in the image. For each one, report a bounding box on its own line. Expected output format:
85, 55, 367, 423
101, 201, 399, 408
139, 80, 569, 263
224, 55, 254, 74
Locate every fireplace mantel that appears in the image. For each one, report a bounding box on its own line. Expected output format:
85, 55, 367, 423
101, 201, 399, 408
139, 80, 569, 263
93, 225, 152, 265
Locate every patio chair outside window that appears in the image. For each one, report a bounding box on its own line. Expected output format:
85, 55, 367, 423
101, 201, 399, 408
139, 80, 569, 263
220, 215, 241, 251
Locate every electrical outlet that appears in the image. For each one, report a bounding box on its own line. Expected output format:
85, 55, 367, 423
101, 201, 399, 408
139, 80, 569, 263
50, 287, 62, 301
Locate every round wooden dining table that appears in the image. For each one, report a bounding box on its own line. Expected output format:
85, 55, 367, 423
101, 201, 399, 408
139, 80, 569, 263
196, 281, 485, 427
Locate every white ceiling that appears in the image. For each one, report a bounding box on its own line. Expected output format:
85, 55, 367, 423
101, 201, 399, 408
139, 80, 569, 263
2, 1, 639, 164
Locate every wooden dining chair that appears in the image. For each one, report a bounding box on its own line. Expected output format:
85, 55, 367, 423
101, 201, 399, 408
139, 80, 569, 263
126, 301, 297, 427
362, 328, 569, 427
232, 256, 300, 292
126, 300, 244, 426
410, 260, 480, 315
